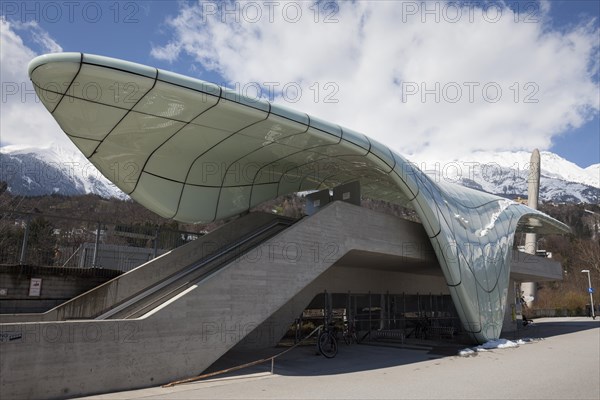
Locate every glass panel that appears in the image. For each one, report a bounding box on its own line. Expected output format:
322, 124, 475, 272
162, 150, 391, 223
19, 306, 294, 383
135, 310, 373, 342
298, 174, 324, 192
252, 150, 328, 185
249, 183, 279, 207
278, 173, 306, 194
223, 143, 301, 187
145, 124, 231, 183
28, 52, 81, 76
221, 86, 270, 112
289, 158, 343, 192
33, 86, 62, 114
277, 127, 339, 150
69, 63, 155, 109
30, 61, 80, 112
131, 172, 182, 219
83, 54, 156, 78
53, 97, 128, 140
279, 154, 342, 193
158, 69, 220, 97
456, 252, 482, 333
341, 127, 370, 152
68, 136, 100, 158
309, 115, 342, 138
175, 185, 221, 223
391, 152, 420, 199
320, 172, 357, 190
191, 98, 268, 132
91, 113, 185, 193
306, 140, 362, 158
215, 186, 252, 220
412, 196, 440, 238
368, 137, 395, 172
237, 113, 307, 143
270, 102, 310, 125
186, 135, 266, 186
133, 80, 219, 122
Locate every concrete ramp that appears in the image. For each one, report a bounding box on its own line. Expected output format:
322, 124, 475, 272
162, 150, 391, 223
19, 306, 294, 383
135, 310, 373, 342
0, 202, 435, 399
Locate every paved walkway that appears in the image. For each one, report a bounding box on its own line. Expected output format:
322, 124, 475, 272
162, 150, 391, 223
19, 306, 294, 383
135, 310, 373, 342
81, 317, 599, 400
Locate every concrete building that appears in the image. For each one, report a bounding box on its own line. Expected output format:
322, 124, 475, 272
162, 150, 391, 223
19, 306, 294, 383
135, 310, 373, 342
0, 53, 570, 399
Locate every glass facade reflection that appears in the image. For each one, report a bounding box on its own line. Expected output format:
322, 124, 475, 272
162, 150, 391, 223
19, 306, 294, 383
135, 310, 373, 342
29, 53, 570, 343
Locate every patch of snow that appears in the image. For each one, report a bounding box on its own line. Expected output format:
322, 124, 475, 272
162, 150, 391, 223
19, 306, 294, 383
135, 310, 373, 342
458, 348, 477, 357
415, 150, 600, 189
1, 143, 128, 199
477, 338, 519, 350
458, 337, 542, 356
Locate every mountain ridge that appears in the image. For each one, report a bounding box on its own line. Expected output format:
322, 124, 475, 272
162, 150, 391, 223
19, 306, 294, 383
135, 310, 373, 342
1, 145, 598, 204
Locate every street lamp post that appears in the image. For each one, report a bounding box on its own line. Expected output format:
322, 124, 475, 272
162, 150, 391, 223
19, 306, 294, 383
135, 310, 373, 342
581, 269, 595, 319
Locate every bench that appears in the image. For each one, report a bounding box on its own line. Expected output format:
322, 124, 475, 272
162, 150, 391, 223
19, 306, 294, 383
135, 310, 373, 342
372, 329, 406, 343
428, 326, 456, 339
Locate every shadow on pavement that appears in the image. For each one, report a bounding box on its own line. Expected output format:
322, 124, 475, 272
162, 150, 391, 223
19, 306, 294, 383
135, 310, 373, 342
202, 339, 463, 381
191, 317, 599, 384
504, 317, 600, 341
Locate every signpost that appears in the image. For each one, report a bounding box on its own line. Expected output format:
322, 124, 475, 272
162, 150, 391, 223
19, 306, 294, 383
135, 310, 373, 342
28, 278, 42, 297
581, 270, 595, 319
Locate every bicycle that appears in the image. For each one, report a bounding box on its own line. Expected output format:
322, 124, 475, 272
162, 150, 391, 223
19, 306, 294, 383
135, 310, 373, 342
317, 323, 338, 358
342, 319, 358, 345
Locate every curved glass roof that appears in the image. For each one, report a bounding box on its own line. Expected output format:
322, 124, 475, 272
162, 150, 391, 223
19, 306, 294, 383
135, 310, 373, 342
29, 53, 570, 343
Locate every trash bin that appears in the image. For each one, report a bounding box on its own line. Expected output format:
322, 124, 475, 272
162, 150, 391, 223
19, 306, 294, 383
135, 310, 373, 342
585, 304, 592, 317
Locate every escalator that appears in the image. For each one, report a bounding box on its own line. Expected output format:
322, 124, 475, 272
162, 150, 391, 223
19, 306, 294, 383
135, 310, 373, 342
99, 216, 295, 319
0, 212, 297, 323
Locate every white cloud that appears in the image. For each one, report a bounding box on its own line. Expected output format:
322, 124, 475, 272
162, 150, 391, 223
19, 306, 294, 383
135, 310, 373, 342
0, 17, 71, 150
151, 1, 600, 162
150, 40, 181, 63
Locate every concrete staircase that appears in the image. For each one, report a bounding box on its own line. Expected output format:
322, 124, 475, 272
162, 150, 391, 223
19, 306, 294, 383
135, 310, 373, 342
0, 212, 292, 323
0, 202, 435, 399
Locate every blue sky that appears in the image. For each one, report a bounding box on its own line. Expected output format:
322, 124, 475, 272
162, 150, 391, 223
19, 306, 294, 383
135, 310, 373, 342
1, 0, 599, 168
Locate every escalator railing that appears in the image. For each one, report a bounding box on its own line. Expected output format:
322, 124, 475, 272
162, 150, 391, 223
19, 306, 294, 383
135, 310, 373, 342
100, 217, 296, 319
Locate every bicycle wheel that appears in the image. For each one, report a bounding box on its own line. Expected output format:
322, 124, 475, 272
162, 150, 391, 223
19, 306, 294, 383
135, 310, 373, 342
343, 332, 352, 345
343, 330, 357, 345
318, 331, 338, 358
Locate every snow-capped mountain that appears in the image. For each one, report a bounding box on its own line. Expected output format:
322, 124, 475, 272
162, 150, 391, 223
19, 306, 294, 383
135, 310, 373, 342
416, 151, 599, 204
0, 145, 598, 204
0, 144, 127, 199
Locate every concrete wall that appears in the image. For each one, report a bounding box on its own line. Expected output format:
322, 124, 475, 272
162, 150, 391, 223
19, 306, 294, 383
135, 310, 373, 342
510, 250, 563, 282
0, 266, 119, 314
0, 202, 440, 400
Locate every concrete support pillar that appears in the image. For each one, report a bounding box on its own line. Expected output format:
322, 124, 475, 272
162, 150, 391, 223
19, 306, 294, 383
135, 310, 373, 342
521, 232, 537, 307
502, 279, 520, 335
521, 149, 540, 308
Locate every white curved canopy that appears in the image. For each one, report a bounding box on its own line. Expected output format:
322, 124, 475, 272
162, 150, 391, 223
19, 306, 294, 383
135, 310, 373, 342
29, 53, 570, 343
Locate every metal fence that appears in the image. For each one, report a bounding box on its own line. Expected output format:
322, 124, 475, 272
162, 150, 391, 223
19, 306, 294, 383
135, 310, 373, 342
294, 291, 462, 343
0, 210, 204, 272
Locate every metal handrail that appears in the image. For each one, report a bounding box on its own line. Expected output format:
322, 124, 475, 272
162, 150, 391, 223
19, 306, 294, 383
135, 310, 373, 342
163, 324, 323, 388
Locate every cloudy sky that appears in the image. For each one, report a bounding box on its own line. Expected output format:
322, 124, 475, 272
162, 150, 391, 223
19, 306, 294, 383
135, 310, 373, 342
1, 0, 598, 167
